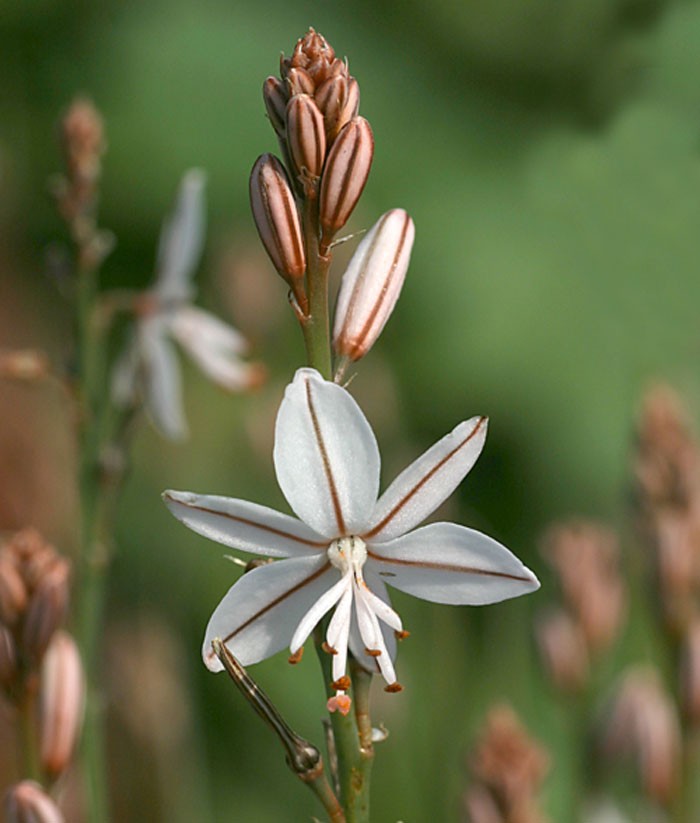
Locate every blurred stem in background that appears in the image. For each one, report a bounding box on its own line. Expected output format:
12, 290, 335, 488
55, 97, 116, 823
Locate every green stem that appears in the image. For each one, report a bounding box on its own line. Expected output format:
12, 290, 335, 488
315, 640, 371, 823
18, 691, 41, 782
300, 198, 333, 379
74, 258, 113, 823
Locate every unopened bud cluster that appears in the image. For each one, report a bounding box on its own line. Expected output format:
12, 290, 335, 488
601, 667, 680, 806
0, 529, 83, 785
536, 520, 626, 693
463, 704, 550, 823
251, 29, 414, 369
633, 384, 700, 634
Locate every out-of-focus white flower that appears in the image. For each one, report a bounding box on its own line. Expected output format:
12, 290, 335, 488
112, 170, 263, 439
164, 369, 539, 714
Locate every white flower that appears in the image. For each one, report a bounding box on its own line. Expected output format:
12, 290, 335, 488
164, 369, 539, 713
112, 169, 262, 439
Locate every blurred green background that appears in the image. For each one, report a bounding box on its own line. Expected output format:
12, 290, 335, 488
2, 0, 700, 820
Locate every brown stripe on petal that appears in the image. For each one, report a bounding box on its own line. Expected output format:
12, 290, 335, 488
211, 561, 333, 656
304, 377, 347, 534
363, 416, 488, 539
366, 548, 534, 583
165, 496, 327, 550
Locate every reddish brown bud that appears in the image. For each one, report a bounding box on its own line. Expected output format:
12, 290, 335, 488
680, 619, 700, 724
39, 631, 85, 778
249, 154, 307, 309
0, 626, 18, 687
262, 76, 288, 138
0, 555, 28, 626
4, 781, 64, 823
286, 94, 326, 191
319, 117, 373, 249
286, 67, 315, 97
315, 75, 360, 144
0, 349, 51, 381
536, 610, 589, 693
22, 558, 70, 662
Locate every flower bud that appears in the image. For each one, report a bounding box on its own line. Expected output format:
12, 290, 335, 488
249, 154, 307, 308
0, 554, 28, 626
286, 67, 315, 97
39, 631, 84, 778
262, 76, 288, 138
4, 781, 64, 823
286, 94, 326, 190
315, 75, 360, 144
319, 117, 373, 249
0, 626, 18, 687
535, 610, 589, 693
333, 209, 414, 363
680, 619, 700, 724
22, 558, 70, 662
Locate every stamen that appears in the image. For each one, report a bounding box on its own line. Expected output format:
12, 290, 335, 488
332, 675, 351, 691
395, 629, 410, 640
322, 641, 338, 655
288, 647, 304, 664
384, 682, 403, 693
327, 693, 352, 715
364, 648, 382, 658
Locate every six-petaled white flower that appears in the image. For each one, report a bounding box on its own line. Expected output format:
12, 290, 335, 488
112, 169, 262, 439
163, 368, 539, 714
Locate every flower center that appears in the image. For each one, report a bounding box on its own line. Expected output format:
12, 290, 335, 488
327, 535, 367, 574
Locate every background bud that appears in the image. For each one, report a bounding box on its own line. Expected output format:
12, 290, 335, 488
4, 782, 65, 823
22, 557, 70, 662
319, 116, 373, 249
39, 631, 85, 778
333, 209, 414, 363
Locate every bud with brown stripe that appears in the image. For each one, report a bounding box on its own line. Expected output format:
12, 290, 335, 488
333, 209, 414, 366
249, 153, 308, 312
286, 94, 326, 197
319, 116, 373, 252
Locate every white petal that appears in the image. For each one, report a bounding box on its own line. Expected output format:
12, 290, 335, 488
274, 368, 380, 538
290, 572, 349, 652
348, 571, 397, 673
203, 554, 334, 671
163, 491, 327, 558
141, 318, 188, 440
365, 416, 488, 542
368, 522, 540, 605
169, 306, 256, 391
111, 332, 140, 407
156, 169, 206, 302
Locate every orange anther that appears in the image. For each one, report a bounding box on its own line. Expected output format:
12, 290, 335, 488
327, 694, 352, 715
394, 630, 410, 640
364, 648, 382, 658
332, 675, 351, 691
322, 642, 337, 655
384, 682, 403, 694
288, 647, 304, 664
